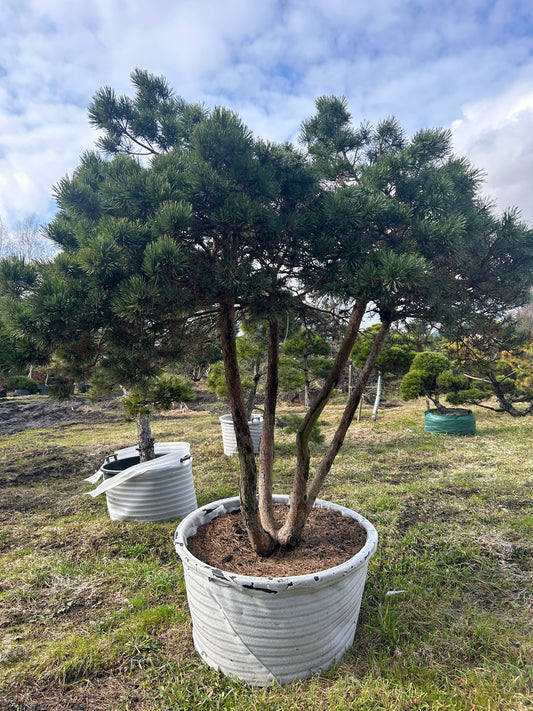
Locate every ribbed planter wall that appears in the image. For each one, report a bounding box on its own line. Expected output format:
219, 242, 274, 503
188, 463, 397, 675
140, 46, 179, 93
424, 408, 476, 436
174, 495, 378, 686
87, 442, 197, 522
219, 414, 263, 455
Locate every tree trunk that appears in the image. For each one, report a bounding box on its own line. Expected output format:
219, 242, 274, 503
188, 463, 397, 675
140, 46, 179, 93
136, 412, 155, 462
218, 299, 275, 556
276, 300, 368, 548
278, 316, 391, 547
433, 392, 448, 414
488, 372, 532, 417
258, 318, 279, 536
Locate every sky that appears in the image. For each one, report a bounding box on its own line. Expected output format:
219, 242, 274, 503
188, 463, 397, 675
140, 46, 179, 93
1, 0, 532, 233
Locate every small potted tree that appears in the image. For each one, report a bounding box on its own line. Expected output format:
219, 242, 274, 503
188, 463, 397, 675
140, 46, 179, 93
86, 373, 198, 522
400, 351, 476, 435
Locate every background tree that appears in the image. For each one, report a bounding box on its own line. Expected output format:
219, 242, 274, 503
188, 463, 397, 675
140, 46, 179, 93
350, 325, 418, 377
0, 256, 50, 380
444, 316, 533, 417
282, 328, 331, 406
236, 320, 270, 417
0, 215, 56, 262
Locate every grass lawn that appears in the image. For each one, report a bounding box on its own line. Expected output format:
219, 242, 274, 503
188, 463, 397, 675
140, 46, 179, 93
0, 395, 531, 710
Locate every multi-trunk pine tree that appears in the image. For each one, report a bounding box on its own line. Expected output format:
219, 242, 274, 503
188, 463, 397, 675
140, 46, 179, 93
26, 71, 533, 556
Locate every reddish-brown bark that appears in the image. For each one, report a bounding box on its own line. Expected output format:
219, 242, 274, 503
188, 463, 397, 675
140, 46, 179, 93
258, 318, 280, 536
277, 300, 368, 547
218, 298, 275, 555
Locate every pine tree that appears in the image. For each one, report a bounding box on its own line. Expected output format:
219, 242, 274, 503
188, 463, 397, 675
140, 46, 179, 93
22, 74, 533, 556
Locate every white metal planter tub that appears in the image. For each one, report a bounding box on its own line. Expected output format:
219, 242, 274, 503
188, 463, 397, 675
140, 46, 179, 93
174, 495, 378, 686
219, 413, 263, 455
86, 442, 197, 522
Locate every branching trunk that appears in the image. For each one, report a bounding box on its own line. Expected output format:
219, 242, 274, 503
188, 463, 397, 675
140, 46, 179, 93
219, 299, 275, 556
276, 300, 368, 548
258, 318, 280, 536
136, 413, 155, 462
429, 393, 448, 414
488, 372, 533, 417
279, 317, 391, 546
307, 319, 391, 504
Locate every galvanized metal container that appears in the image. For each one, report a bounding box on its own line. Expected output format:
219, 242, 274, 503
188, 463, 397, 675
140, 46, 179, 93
219, 413, 263, 455
87, 442, 197, 522
174, 495, 378, 685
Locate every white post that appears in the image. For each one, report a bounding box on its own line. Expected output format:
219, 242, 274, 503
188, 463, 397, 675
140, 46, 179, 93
371, 372, 382, 421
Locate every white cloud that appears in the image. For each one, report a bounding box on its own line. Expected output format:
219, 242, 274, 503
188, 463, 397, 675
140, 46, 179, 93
0, 0, 532, 230
452, 75, 533, 223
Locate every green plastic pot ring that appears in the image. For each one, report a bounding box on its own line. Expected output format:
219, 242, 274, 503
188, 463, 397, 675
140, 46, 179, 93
424, 408, 476, 436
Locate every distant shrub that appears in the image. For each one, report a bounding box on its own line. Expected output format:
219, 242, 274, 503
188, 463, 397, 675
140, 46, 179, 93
282, 413, 325, 445
6, 376, 39, 394
47, 375, 75, 400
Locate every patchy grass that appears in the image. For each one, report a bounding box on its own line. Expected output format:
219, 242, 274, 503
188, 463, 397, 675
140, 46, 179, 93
0, 396, 531, 710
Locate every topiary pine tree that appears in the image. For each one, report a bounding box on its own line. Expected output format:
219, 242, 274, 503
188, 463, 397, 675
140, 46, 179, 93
400, 351, 469, 413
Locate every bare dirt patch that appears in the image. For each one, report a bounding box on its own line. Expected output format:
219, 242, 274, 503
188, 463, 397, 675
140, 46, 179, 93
3, 676, 148, 711
0, 383, 221, 436
0, 396, 123, 435
186, 505, 368, 577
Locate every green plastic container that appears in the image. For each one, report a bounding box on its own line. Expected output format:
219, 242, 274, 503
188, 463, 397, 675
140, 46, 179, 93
424, 408, 476, 436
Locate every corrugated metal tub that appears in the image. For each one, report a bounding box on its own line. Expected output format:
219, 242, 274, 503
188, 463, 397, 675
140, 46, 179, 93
87, 442, 197, 522
219, 413, 263, 455
174, 495, 378, 685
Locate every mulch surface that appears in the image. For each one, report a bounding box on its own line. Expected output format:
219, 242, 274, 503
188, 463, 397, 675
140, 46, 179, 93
186, 505, 368, 577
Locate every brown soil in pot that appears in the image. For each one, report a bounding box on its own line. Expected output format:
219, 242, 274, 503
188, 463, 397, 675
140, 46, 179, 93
185, 505, 368, 577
